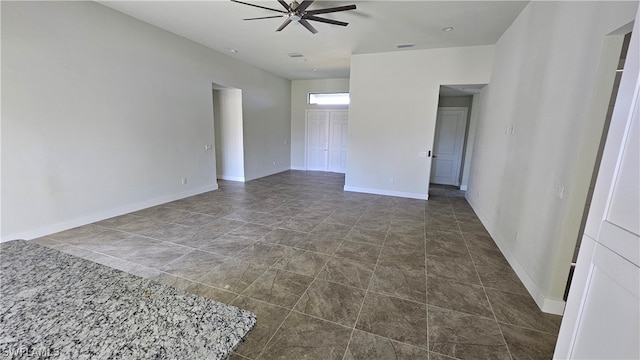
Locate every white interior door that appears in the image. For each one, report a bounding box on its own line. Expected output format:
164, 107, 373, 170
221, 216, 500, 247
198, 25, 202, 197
306, 110, 328, 171
306, 110, 348, 173
555, 20, 639, 360
430, 108, 468, 185
328, 111, 348, 173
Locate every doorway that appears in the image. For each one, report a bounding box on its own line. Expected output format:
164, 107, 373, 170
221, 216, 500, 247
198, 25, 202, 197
212, 84, 244, 182
430, 107, 468, 186
306, 109, 348, 173
429, 85, 486, 196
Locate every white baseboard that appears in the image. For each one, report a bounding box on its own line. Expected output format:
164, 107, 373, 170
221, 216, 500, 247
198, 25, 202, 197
217, 175, 245, 182
543, 297, 567, 315
460, 185, 468, 191
465, 192, 566, 316
290, 166, 306, 171
344, 185, 428, 200
1, 184, 219, 242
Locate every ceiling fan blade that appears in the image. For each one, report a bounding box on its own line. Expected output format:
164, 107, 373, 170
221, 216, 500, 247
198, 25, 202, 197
276, 18, 292, 31
298, 19, 318, 34
305, 4, 356, 15
277, 0, 290, 10
305, 15, 348, 26
243, 15, 286, 20
296, 0, 314, 12
230, 0, 286, 14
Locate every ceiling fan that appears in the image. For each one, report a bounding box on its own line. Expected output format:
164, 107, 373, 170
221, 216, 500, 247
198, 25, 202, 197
231, 0, 356, 34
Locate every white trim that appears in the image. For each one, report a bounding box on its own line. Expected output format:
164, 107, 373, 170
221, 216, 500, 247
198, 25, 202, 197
460, 185, 468, 191
290, 166, 306, 171
217, 175, 245, 182
1, 184, 219, 242
466, 192, 566, 315
544, 297, 567, 315
344, 185, 428, 200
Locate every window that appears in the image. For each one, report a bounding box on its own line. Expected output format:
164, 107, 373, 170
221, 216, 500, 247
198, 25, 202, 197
308, 92, 350, 105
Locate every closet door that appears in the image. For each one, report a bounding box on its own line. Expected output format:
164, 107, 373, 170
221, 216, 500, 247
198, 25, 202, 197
306, 110, 348, 173
306, 110, 329, 171
328, 110, 348, 173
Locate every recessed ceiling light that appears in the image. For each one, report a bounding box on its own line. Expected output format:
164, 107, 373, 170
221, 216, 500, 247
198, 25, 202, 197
312, 68, 317, 71
229, 49, 239, 53
442, 27, 454, 32
396, 43, 414, 49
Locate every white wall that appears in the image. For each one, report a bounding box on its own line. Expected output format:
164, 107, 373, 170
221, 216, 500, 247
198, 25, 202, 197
290, 78, 349, 170
466, 1, 637, 313
1, 1, 290, 240
242, 86, 291, 181
213, 88, 245, 182
461, 94, 481, 190
345, 46, 494, 199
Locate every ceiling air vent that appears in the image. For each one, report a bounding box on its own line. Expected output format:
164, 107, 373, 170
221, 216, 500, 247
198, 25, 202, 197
396, 43, 414, 49
288, 53, 305, 58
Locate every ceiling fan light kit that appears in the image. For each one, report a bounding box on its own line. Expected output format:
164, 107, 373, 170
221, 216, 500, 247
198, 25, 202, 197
231, 0, 356, 34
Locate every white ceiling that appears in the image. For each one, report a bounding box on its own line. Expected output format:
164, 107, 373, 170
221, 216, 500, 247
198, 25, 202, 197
440, 84, 487, 97
99, 1, 528, 80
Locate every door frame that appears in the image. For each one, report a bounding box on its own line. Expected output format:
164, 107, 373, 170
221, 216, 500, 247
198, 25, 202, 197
554, 15, 639, 359
431, 106, 469, 186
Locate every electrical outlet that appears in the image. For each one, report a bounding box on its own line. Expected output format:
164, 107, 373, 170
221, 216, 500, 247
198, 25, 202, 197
515, 231, 520, 242
389, 177, 394, 184
555, 186, 565, 199
273, 161, 277, 166
181, 178, 187, 185
204, 144, 213, 150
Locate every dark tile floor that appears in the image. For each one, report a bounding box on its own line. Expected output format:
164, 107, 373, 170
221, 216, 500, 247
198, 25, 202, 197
33, 171, 562, 359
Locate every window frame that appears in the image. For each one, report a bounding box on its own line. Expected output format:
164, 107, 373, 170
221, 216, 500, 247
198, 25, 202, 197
307, 92, 350, 105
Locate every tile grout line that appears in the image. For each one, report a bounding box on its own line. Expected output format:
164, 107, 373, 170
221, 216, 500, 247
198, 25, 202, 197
340, 205, 392, 360
424, 196, 430, 359
251, 219, 351, 359
39, 233, 252, 304
425, 192, 458, 359
452, 196, 515, 360
215, 189, 343, 359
